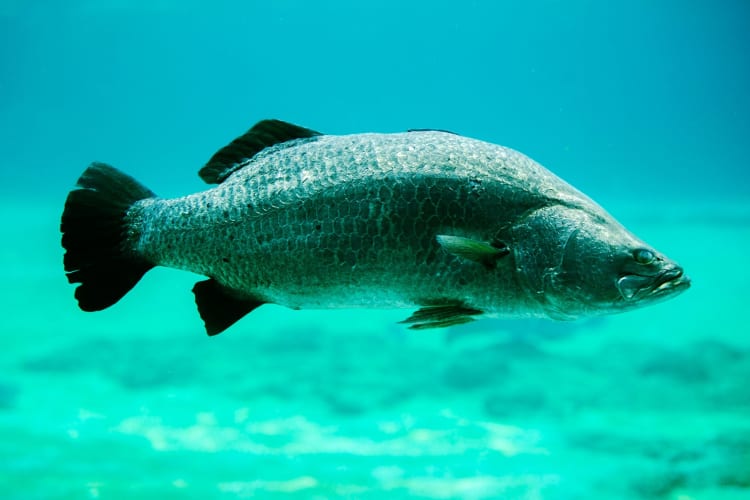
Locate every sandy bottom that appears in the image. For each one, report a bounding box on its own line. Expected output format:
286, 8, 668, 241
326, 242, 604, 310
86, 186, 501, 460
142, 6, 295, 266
1, 199, 748, 499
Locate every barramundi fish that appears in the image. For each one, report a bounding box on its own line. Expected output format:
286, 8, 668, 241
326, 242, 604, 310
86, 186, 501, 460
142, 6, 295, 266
61, 119, 690, 335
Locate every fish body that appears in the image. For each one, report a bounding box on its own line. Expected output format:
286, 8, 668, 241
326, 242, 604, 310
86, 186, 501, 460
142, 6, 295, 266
61, 120, 690, 334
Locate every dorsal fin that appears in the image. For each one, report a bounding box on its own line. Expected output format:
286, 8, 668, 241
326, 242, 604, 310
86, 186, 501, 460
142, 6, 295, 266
199, 119, 322, 184
407, 128, 458, 135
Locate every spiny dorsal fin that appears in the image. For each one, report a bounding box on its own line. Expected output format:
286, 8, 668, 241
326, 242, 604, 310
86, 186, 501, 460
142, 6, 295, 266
407, 128, 458, 135
199, 119, 322, 184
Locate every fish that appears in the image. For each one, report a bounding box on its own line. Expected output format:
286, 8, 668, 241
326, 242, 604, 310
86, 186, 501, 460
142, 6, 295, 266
61, 119, 690, 335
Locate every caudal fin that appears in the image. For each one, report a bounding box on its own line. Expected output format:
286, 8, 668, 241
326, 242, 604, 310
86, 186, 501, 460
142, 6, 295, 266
61, 163, 156, 311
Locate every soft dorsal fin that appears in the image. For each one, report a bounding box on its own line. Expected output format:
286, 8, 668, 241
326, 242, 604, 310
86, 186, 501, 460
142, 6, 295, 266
199, 119, 322, 184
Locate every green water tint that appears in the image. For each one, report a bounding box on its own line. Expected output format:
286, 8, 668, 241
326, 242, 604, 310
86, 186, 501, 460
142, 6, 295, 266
2, 201, 749, 498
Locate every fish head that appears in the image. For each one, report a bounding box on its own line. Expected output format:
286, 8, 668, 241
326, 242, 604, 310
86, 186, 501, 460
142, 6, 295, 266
512, 206, 690, 319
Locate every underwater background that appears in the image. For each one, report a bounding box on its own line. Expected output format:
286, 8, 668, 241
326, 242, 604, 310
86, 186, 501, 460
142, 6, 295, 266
1, 1, 749, 498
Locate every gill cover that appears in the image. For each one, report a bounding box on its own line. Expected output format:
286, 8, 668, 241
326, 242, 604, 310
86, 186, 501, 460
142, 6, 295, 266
510, 206, 615, 319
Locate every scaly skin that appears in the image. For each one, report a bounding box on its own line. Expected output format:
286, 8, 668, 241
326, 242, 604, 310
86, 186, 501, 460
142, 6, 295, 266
123, 130, 687, 319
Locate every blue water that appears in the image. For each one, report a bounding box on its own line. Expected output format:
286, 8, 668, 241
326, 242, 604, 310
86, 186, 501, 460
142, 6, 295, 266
1, 1, 749, 498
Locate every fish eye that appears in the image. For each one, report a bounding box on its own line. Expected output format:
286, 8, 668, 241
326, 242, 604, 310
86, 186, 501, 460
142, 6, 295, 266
633, 248, 655, 265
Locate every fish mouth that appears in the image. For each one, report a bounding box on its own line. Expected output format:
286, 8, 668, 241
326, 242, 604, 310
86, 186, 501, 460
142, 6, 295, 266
651, 267, 691, 297
617, 266, 691, 302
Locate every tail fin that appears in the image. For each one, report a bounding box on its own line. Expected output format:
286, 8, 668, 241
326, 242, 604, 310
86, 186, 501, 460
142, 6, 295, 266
61, 163, 156, 311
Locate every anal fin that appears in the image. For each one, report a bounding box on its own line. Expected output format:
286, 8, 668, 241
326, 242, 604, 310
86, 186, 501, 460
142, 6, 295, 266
400, 303, 483, 330
193, 279, 264, 336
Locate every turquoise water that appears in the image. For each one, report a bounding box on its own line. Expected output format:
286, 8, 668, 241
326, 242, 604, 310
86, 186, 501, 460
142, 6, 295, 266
2, 1, 749, 499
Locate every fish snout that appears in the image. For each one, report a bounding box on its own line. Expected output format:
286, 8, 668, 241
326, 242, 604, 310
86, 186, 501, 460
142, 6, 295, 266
616, 262, 690, 302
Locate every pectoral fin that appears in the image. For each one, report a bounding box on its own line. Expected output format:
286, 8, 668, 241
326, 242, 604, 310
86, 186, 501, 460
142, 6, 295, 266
400, 302, 483, 330
436, 234, 509, 268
